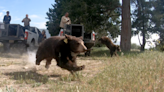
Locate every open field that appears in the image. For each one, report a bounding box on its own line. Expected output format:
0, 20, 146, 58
0, 47, 164, 92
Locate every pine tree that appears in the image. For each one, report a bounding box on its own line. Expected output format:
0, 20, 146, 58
46, 0, 121, 38
151, 0, 164, 48
131, 0, 154, 51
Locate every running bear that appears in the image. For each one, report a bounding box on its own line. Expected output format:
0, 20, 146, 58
36, 34, 87, 73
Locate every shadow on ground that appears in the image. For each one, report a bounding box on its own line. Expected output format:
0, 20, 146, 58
4, 70, 61, 84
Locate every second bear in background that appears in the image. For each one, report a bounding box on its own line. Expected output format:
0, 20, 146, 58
99, 36, 121, 57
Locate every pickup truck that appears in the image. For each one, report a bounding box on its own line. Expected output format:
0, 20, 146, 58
0, 23, 43, 52
58, 24, 95, 56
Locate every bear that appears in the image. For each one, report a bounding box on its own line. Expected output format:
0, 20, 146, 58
99, 36, 121, 57
36, 34, 87, 73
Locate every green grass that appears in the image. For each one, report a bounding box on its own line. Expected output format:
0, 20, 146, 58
1, 86, 16, 92
84, 51, 164, 92
48, 47, 164, 92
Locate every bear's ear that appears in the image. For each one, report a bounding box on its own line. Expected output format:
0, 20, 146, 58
101, 37, 105, 40
98, 38, 102, 41
65, 34, 72, 40
79, 36, 83, 40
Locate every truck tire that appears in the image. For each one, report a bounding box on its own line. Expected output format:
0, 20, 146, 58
28, 39, 36, 51
3, 42, 10, 53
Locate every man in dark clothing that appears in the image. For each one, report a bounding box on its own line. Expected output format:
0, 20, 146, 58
3, 11, 11, 29
3, 11, 11, 24
22, 14, 31, 29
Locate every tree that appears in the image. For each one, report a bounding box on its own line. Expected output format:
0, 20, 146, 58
46, 0, 121, 38
46, 0, 65, 36
151, 0, 164, 49
131, 0, 154, 51
120, 0, 131, 51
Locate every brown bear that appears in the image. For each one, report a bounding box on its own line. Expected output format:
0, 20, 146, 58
99, 36, 121, 57
36, 34, 87, 73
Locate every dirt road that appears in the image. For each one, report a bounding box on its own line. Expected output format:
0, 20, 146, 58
0, 52, 107, 92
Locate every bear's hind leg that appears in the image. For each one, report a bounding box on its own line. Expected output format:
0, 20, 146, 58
114, 51, 118, 56
110, 51, 114, 57
45, 58, 52, 69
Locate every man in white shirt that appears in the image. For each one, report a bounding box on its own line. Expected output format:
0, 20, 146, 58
22, 14, 31, 29
60, 12, 71, 29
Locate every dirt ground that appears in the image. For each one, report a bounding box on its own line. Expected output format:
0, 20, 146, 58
0, 51, 107, 92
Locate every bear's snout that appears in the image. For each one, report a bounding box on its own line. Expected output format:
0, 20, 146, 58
36, 62, 40, 65
76, 41, 87, 52
83, 47, 87, 51
81, 46, 87, 52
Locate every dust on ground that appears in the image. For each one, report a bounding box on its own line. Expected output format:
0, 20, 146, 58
0, 51, 108, 92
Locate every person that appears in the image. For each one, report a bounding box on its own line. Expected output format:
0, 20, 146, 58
60, 12, 71, 29
22, 14, 31, 29
3, 11, 11, 29
42, 30, 46, 40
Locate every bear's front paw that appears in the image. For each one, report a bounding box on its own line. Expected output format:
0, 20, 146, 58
74, 65, 85, 71
79, 65, 85, 70
36, 62, 40, 65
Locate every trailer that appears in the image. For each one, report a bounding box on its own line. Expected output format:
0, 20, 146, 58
59, 24, 95, 56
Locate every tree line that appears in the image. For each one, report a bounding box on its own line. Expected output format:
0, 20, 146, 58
46, 0, 164, 51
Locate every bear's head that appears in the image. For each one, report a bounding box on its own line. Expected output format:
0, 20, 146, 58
116, 45, 121, 52
64, 34, 87, 53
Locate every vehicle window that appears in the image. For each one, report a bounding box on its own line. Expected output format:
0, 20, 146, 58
72, 26, 82, 37
8, 25, 17, 36
37, 29, 41, 35
19, 26, 25, 37
29, 27, 36, 33
19, 26, 24, 32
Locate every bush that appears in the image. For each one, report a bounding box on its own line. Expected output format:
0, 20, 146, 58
131, 43, 140, 50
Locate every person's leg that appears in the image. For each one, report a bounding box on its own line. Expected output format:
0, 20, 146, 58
4, 24, 9, 30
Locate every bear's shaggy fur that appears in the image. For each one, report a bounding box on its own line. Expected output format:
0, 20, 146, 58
36, 35, 87, 73
99, 36, 121, 57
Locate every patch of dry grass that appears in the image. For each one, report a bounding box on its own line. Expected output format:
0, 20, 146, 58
1, 47, 164, 92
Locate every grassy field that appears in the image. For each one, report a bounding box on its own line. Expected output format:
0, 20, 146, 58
0, 47, 164, 92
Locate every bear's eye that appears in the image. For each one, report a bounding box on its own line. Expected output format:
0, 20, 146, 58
76, 42, 80, 45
